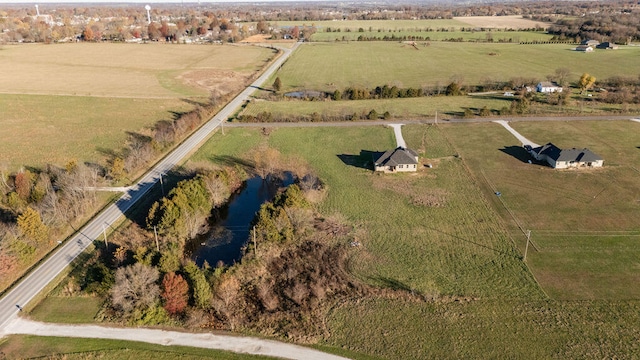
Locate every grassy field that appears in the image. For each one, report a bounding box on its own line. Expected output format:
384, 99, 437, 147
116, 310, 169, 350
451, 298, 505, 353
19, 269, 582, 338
188, 125, 640, 358
0, 335, 275, 359
241, 96, 512, 120
0, 95, 191, 170
271, 42, 640, 92
28, 123, 640, 358
311, 30, 552, 42
0, 43, 275, 98
444, 120, 640, 300
268, 19, 469, 32
0, 43, 275, 171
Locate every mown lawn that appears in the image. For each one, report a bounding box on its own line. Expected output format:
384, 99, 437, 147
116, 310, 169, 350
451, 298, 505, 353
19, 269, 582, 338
271, 42, 640, 92
443, 120, 640, 300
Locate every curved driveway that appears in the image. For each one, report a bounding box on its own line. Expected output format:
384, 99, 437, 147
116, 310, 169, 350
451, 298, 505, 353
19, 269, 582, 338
0, 42, 299, 333
2, 318, 348, 360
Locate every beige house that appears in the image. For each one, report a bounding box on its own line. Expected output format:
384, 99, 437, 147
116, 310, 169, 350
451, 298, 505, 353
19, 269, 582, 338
525, 143, 603, 169
373, 147, 419, 173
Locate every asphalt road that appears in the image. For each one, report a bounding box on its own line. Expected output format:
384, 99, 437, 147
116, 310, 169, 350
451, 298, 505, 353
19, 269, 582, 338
0, 42, 299, 332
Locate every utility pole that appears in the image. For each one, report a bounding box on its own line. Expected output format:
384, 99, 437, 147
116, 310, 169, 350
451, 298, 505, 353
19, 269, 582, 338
523, 230, 531, 261
153, 226, 160, 252
435, 110, 438, 125
102, 224, 108, 248
253, 225, 257, 256
159, 172, 165, 197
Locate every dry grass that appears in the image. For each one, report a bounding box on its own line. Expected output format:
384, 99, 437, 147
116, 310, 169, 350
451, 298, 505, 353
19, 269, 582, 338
0, 43, 275, 98
453, 15, 550, 29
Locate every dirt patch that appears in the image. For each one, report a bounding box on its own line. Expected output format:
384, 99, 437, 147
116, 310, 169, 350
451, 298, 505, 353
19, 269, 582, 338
372, 174, 448, 207
453, 15, 549, 29
240, 34, 273, 43
177, 69, 247, 96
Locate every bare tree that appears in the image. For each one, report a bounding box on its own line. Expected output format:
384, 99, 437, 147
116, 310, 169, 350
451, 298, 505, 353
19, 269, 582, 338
111, 263, 160, 314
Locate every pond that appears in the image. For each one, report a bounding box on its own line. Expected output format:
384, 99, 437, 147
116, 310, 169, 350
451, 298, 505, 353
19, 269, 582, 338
187, 173, 294, 267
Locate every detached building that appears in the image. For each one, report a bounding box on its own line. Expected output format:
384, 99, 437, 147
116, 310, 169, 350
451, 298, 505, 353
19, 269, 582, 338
373, 147, 419, 173
536, 82, 563, 93
524, 143, 603, 169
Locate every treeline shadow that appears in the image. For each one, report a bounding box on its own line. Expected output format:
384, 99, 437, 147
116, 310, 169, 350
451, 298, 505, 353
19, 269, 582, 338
208, 155, 255, 170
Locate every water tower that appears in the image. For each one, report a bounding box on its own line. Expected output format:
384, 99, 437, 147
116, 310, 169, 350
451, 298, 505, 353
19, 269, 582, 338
145, 5, 151, 25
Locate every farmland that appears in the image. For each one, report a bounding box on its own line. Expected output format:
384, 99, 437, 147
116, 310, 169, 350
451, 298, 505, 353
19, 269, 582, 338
269, 42, 640, 93
187, 124, 640, 358
0, 43, 276, 170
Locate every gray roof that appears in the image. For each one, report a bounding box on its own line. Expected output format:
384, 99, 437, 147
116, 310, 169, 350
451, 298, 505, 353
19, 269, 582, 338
532, 143, 602, 162
374, 147, 418, 167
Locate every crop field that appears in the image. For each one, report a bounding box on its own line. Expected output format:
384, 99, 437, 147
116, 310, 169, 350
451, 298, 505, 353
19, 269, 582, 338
187, 125, 640, 359
453, 15, 551, 29
271, 42, 640, 93
269, 19, 469, 32
443, 120, 640, 300
0, 43, 275, 171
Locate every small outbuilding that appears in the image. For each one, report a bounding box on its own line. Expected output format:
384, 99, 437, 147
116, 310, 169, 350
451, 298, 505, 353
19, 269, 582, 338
373, 147, 419, 173
524, 143, 603, 169
576, 44, 594, 52
581, 39, 600, 47
596, 42, 619, 50
536, 82, 563, 93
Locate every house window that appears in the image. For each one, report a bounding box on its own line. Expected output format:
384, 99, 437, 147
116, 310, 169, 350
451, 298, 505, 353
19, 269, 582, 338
399, 165, 403, 168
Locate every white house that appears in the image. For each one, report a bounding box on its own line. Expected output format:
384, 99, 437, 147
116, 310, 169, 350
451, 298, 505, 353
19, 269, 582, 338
524, 143, 603, 169
536, 82, 563, 93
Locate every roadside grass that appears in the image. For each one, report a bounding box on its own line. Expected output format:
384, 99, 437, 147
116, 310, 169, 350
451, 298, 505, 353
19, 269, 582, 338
0, 43, 275, 98
0, 335, 275, 360
271, 42, 640, 93
442, 120, 640, 300
0, 94, 192, 171
311, 30, 552, 42
28, 296, 103, 323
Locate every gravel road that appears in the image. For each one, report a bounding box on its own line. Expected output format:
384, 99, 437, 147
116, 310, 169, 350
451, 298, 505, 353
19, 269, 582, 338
2, 318, 350, 360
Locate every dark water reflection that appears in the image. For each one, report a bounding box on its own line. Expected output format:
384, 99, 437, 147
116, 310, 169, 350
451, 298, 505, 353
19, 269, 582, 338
188, 173, 294, 267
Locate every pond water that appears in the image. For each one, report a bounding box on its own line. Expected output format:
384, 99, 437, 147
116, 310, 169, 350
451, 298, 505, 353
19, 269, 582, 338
188, 173, 294, 267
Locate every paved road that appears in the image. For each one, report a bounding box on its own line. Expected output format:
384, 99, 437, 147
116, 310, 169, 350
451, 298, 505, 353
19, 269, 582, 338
1, 318, 349, 360
0, 42, 299, 333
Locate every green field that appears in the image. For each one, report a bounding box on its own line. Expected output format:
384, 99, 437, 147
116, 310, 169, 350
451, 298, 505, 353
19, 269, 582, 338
269, 19, 469, 32
0, 335, 275, 360
272, 42, 640, 92
188, 124, 640, 358
311, 30, 552, 42
0, 95, 192, 170
444, 120, 640, 300
241, 96, 512, 120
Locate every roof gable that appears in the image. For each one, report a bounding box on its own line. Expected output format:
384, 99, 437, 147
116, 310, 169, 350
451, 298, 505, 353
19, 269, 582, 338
374, 147, 419, 167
